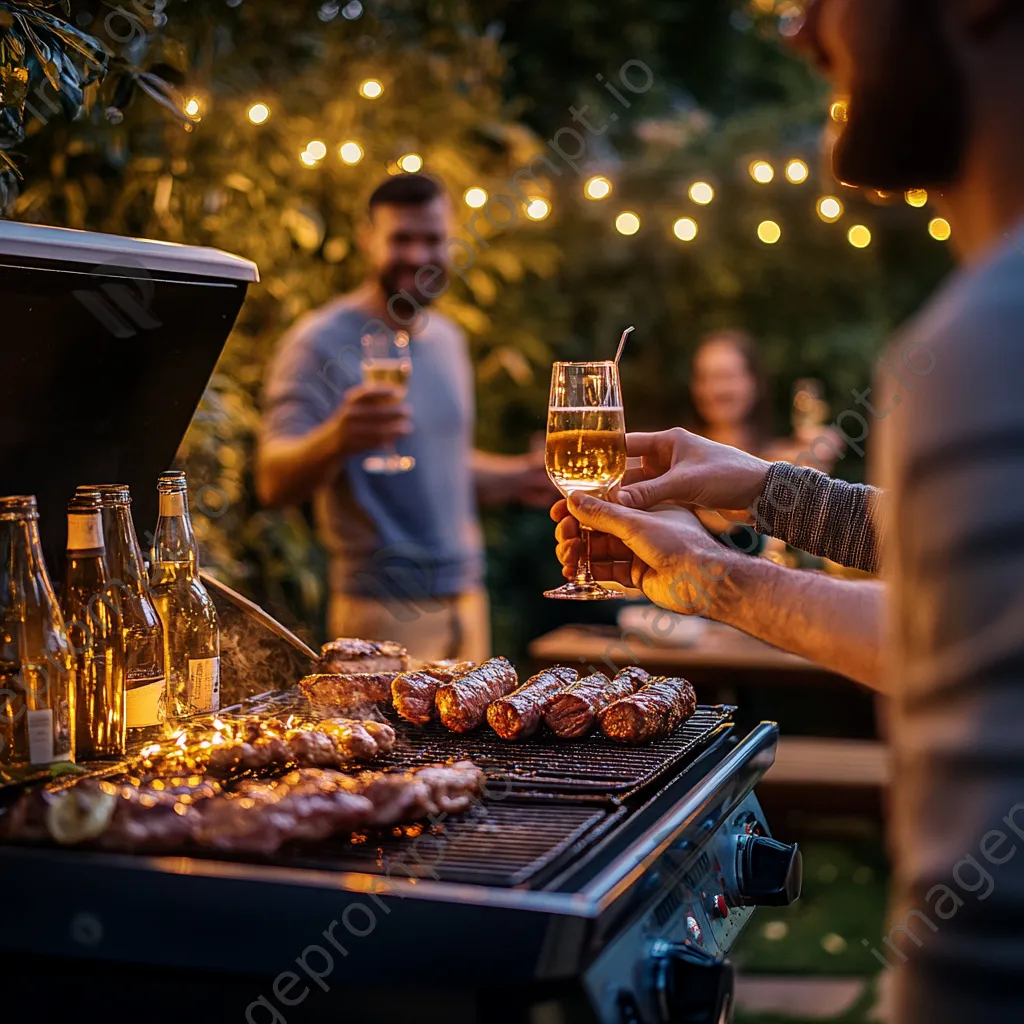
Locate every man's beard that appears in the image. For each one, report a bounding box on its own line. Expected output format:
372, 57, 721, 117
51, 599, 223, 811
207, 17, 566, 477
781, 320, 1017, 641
379, 265, 444, 317
831, 4, 971, 191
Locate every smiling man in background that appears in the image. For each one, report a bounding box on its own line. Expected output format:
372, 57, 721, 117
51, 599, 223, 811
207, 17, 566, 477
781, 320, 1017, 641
552, 1, 1024, 1020
257, 173, 550, 661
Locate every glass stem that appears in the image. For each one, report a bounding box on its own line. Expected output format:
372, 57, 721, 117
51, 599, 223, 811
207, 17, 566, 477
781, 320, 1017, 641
574, 526, 597, 587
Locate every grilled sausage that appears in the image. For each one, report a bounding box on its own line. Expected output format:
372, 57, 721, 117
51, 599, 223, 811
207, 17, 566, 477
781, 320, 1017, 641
598, 677, 697, 744
486, 666, 579, 740
435, 657, 518, 733
543, 669, 644, 739
613, 665, 652, 689
421, 660, 476, 683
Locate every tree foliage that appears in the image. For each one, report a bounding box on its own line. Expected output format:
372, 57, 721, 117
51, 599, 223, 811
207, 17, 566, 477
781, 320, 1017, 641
3, 0, 954, 650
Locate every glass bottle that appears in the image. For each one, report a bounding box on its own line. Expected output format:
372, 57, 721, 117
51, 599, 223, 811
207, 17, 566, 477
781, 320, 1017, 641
79, 484, 167, 744
149, 473, 220, 718
0, 496, 75, 767
62, 490, 125, 760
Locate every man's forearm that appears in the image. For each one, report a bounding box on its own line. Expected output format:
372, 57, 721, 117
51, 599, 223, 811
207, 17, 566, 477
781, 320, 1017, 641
711, 555, 886, 690
256, 422, 343, 508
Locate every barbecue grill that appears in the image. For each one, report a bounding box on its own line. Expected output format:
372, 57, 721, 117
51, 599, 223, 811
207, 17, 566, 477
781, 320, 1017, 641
0, 224, 802, 1024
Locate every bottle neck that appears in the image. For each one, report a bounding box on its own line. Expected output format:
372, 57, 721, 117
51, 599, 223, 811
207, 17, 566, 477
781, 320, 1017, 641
152, 500, 198, 574
0, 518, 60, 612
105, 505, 150, 593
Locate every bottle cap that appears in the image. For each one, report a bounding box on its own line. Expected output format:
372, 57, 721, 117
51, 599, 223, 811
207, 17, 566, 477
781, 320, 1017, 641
157, 471, 187, 494
79, 484, 131, 507
0, 495, 39, 521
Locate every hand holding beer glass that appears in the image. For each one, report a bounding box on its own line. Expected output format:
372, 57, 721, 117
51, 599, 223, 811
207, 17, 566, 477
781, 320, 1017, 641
360, 329, 414, 474
543, 361, 627, 600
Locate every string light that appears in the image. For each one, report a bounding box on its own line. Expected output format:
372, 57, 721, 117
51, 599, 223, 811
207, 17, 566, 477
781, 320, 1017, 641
757, 220, 781, 244
464, 187, 488, 208
247, 103, 270, 124
688, 181, 714, 205
615, 211, 641, 235
673, 217, 698, 242
359, 79, 383, 99
928, 217, 952, 241
300, 151, 319, 167
584, 176, 612, 200
750, 160, 775, 184
830, 100, 849, 123
817, 196, 844, 222
398, 153, 423, 172
526, 198, 550, 221
184, 97, 202, 118
305, 140, 327, 161
848, 224, 872, 248
905, 189, 928, 208
785, 159, 809, 184
338, 141, 363, 164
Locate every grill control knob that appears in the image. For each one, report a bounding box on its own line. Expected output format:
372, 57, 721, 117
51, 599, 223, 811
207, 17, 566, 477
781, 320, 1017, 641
734, 834, 803, 907
651, 942, 734, 1024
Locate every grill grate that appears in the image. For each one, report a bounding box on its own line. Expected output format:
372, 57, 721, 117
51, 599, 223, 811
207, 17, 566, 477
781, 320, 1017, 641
230, 691, 735, 799
271, 801, 611, 887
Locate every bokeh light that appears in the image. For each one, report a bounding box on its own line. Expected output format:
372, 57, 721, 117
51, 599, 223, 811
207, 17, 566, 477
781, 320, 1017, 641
673, 217, 698, 242
750, 160, 775, 184
615, 211, 641, 235
247, 103, 270, 124
464, 187, 488, 208
817, 196, 843, 222
928, 217, 952, 241
398, 153, 423, 173
689, 181, 715, 205
584, 176, 612, 200
848, 224, 872, 248
359, 79, 383, 99
785, 159, 809, 184
526, 198, 551, 220
757, 220, 781, 244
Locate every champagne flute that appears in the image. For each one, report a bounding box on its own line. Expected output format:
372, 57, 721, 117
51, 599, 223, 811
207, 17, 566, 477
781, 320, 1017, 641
544, 361, 627, 600
361, 329, 414, 474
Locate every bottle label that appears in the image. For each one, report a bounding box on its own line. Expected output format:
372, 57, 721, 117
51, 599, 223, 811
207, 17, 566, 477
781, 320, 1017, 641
188, 657, 220, 713
126, 676, 166, 728
159, 493, 187, 516
27, 709, 55, 765
67, 513, 103, 551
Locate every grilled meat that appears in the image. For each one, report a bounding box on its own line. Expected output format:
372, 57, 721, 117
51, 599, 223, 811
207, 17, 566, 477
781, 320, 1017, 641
543, 669, 643, 739
206, 716, 395, 773
317, 638, 408, 675
299, 672, 396, 710
598, 677, 697, 744
435, 657, 518, 733
357, 760, 483, 826
193, 770, 372, 854
420, 660, 476, 683
613, 665, 652, 689
486, 666, 579, 740
392, 663, 476, 724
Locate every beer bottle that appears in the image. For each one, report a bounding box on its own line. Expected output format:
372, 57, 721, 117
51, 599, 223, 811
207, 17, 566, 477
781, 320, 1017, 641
0, 495, 75, 767
149, 473, 220, 718
80, 484, 166, 743
62, 490, 125, 760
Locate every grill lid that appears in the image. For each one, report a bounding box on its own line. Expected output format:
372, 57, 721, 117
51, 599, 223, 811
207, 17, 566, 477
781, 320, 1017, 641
0, 222, 258, 572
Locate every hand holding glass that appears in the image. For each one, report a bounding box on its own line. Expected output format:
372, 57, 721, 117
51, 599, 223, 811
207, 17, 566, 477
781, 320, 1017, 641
544, 361, 627, 600
361, 329, 414, 474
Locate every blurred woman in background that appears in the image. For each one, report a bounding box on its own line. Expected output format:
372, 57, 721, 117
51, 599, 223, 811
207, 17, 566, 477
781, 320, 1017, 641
687, 329, 842, 545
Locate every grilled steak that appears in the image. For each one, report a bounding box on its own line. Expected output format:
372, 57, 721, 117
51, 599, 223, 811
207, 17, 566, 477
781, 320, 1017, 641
299, 672, 396, 710
543, 669, 643, 739
598, 677, 697, 744
435, 657, 518, 732
486, 666, 579, 740
317, 638, 408, 675
357, 761, 483, 826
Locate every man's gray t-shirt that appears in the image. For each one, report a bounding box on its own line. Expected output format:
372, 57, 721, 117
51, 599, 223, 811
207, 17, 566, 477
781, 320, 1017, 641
261, 296, 484, 600
876, 224, 1024, 1020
